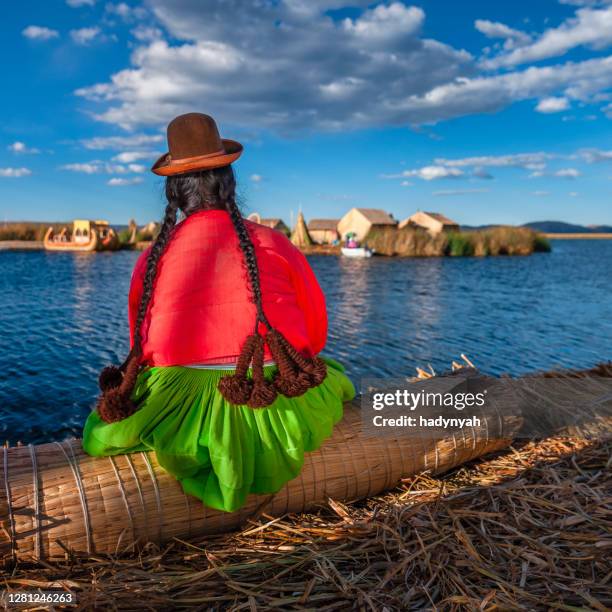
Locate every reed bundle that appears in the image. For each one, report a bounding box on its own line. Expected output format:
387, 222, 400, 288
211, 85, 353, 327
2, 435, 609, 610
0, 398, 520, 564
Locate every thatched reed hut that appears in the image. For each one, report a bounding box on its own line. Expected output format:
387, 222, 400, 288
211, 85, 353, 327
307, 219, 339, 244
400, 211, 460, 236
337, 208, 397, 242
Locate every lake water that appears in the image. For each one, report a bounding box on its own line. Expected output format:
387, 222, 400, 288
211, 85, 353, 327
1, 240, 611, 444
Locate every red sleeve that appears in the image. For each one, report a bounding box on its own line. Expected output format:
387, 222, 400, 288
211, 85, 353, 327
287, 245, 327, 355
128, 247, 150, 347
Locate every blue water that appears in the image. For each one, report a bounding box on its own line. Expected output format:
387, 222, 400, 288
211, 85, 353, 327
1, 240, 611, 444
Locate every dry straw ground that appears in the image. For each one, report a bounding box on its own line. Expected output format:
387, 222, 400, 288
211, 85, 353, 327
3, 434, 609, 611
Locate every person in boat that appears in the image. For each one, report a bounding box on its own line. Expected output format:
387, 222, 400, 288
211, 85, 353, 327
82, 113, 355, 512
346, 233, 358, 248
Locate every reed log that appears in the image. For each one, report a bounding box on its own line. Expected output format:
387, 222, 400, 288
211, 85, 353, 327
0, 396, 521, 564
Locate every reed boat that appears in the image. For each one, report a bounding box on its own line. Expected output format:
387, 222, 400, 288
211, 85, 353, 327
1, 365, 610, 564
44, 219, 120, 252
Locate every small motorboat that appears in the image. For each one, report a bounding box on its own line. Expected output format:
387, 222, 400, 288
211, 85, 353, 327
341, 246, 373, 258
44, 219, 120, 252
341, 231, 373, 258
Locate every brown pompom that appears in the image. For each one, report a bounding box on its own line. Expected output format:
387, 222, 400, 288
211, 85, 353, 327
306, 356, 328, 386
98, 365, 123, 392
96, 350, 143, 423
97, 388, 138, 423
266, 329, 327, 396
218, 376, 254, 405
247, 335, 277, 408
274, 373, 311, 398
218, 334, 258, 405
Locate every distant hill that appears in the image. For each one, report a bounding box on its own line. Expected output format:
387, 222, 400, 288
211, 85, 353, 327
522, 221, 612, 234
462, 221, 612, 233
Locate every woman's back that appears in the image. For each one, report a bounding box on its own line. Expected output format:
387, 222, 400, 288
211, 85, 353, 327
85, 112, 354, 512
129, 209, 327, 367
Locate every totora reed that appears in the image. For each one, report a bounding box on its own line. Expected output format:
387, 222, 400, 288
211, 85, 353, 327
0, 357, 610, 610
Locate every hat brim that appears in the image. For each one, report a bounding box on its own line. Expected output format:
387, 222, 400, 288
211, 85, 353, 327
151, 139, 243, 176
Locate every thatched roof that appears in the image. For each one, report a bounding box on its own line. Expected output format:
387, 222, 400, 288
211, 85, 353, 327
290, 211, 312, 247
422, 211, 459, 226
355, 208, 397, 225
308, 219, 339, 231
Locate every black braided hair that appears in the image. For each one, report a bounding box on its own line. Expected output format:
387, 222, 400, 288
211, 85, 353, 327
97, 199, 179, 423
97, 165, 326, 422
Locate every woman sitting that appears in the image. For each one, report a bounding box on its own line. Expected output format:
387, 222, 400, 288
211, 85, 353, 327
83, 113, 355, 512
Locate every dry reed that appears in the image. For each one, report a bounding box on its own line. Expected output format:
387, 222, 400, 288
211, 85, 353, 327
2, 435, 608, 610
365, 225, 550, 257
1, 358, 609, 610
0, 223, 66, 242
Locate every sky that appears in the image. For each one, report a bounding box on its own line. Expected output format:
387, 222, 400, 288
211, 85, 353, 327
1, 0, 612, 227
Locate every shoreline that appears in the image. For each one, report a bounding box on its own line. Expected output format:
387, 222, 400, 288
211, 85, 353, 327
545, 233, 612, 239
0, 240, 44, 250
2, 234, 610, 253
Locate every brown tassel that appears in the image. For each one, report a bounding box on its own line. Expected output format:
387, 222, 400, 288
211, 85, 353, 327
266, 329, 324, 397
97, 350, 142, 423
274, 331, 327, 385
97, 389, 138, 424
218, 334, 258, 405
98, 365, 123, 392
247, 335, 277, 408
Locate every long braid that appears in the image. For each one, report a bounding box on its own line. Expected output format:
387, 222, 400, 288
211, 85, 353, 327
218, 170, 327, 407
96, 200, 178, 423
99, 163, 327, 420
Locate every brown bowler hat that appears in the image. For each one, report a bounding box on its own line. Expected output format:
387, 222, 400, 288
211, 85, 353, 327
151, 113, 243, 176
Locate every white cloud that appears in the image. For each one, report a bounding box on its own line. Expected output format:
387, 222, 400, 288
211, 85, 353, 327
74, 1, 474, 131
8, 141, 40, 154
536, 96, 570, 112
108, 176, 144, 186
342, 3, 425, 46
580, 147, 612, 161
434, 152, 554, 169
433, 188, 489, 196
106, 2, 147, 21
72, 2, 612, 131
555, 167, 581, 177
61, 161, 146, 174
0, 167, 32, 178
474, 19, 531, 48
400, 180, 413, 187
403, 165, 463, 180
80, 134, 163, 150
111, 151, 156, 163
131, 25, 163, 42
61, 162, 101, 174
472, 166, 494, 179
569, 191, 579, 196
22, 25, 59, 40
250, 174, 263, 183
484, 6, 612, 69
532, 190, 550, 196
559, 0, 612, 6
66, 0, 96, 6
70, 27, 101, 44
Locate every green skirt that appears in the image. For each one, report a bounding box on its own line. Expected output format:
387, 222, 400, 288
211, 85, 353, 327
82, 357, 355, 512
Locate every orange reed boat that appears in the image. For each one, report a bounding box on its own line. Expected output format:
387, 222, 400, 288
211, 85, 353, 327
44, 219, 120, 252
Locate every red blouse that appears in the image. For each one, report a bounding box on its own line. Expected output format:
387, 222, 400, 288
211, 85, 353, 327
128, 209, 327, 367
